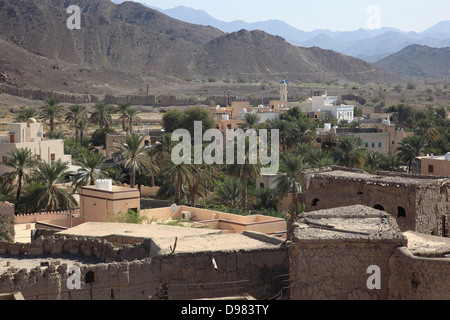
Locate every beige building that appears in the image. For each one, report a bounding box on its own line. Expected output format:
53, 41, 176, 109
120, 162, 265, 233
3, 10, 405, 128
413, 153, 450, 176
0, 120, 73, 177
79, 180, 141, 223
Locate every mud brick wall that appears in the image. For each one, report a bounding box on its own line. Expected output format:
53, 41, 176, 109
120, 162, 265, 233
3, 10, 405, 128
388, 247, 450, 300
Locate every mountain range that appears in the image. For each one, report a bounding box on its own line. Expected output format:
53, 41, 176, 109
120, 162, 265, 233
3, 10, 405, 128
149, 4, 450, 64
0, 0, 400, 96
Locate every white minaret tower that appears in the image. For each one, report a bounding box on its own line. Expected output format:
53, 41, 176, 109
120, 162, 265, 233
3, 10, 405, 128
280, 80, 288, 101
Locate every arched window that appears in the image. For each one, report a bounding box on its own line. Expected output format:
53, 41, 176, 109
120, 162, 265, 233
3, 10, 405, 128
398, 206, 406, 218
373, 204, 385, 211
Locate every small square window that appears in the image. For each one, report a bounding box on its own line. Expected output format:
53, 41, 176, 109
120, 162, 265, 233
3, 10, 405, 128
428, 165, 434, 173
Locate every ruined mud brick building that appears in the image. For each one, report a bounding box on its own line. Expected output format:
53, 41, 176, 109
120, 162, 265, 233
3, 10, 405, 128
301, 167, 450, 237
0, 224, 289, 300
1, 205, 449, 300
289, 205, 450, 300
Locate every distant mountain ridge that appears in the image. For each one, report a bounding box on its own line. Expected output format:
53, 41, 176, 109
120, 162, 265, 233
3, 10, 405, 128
375, 45, 450, 79
152, 4, 450, 64
0, 0, 400, 93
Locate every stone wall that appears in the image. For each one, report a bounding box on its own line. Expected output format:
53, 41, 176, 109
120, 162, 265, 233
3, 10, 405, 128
290, 242, 398, 300
14, 210, 80, 225
388, 247, 450, 300
0, 84, 99, 104
0, 236, 289, 300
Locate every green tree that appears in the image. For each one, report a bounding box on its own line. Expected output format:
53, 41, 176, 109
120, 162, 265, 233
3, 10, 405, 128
72, 152, 108, 190
227, 139, 262, 211
397, 135, 428, 172
1, 148, 36, 203
275, 153, 307, 206
333, 136, 366, 168
125, 108, 142, 134
162, 109, 184, 133
112, 133, 148, 188
15, 107, 37, 122
40, 98, 64, 132
363, 151, 384, 173
65, 105, 87, 149
90, 102, 114, 129
116, 102, 132, 132
215, 177, 243, 208
239, 113, 260, 130
25, 159, 78, 212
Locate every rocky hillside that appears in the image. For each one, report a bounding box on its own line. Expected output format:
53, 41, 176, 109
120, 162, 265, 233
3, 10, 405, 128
376, 45, 450, 79
0, 0, 399, 94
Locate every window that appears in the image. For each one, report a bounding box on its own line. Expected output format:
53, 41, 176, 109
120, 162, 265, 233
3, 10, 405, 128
36, 155, 41, 160
85, 271, 96, 284
398, 206, 406, 218
260, 183, 265, 189
51, 153, 56, 161
365, 142, 369, 148
311, 198, 320, 207
371, 143, 375, 148
2, 156, 6, 163
378, 142, 382, 148
428, 165, 434, 173
374, 204, 385, 211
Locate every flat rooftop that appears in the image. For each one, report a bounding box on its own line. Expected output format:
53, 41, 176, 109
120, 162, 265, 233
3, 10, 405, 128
56, 222, 285, 253
56, 222, 222, 239
403, 231, 450, 258
303, 167, 449, 187
291, 205, 407, 243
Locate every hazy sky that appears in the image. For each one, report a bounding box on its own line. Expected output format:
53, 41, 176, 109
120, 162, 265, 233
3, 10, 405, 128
139, 0, 450, 32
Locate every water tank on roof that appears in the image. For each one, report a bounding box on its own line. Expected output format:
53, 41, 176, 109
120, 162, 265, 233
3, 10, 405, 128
445, 152, 450, 161
242, 108, 247, 113
95, 179, 112, 192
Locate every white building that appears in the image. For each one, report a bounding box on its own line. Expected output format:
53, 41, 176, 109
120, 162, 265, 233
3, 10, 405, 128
0, 120, 75, 177
312, 94, 354, 123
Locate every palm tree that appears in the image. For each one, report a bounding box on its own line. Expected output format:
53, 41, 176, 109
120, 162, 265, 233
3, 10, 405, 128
363, 151, 384, 173
162, 161, 192, 205
255, 187, 277, 211
15, 107, 37, 122
275, 153, 307, 206
65, 105, 87, 148
397, 135, 428, 172
25, 159, 78, 212
0, 213, 14, 242
40, 98, 64, 132
125, 108, 142, 133
112, 133, 147, 188
333, 136, 367, 168
1, 148, 36, 203
152, 133, 175, 166
291, 119, 316, 146
90, 102, 114, 129
215, 177, 243, 208
72, 152, 108, 190
227, 139, 262, 211
116, 102, 132, 132
239, 113, 260, 130
142, 150, 160, 187
0, 181, 14, 203
104, 165, 127, 186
